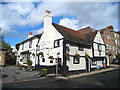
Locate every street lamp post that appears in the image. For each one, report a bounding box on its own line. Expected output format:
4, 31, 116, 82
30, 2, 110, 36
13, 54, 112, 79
36, 45, 40, 66
56, 52, 60, 76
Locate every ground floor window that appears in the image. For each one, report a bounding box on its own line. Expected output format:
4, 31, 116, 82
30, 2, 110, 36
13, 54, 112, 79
42, 58, 45, 62
50, 60, 53, 63
92, 60, 97, 65
73, 56, 79, 64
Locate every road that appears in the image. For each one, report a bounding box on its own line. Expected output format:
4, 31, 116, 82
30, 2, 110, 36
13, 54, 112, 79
2, 69, 120, 88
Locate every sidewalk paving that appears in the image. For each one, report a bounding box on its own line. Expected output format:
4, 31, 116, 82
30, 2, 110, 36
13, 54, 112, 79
54, 67, 118, 80
1, 65, 119, 84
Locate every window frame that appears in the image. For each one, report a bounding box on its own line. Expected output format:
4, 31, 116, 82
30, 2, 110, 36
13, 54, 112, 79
106, 34, 110, 39
98, 44, 102, 51
73, 56, 80, 64
42, 58, 45, 62
106, 44, 111, 49
92, 60, 97, 65
29, 40, 32, 48
54, 40, 60, 48
50, 60, 53, 63
78, 46, 84, 51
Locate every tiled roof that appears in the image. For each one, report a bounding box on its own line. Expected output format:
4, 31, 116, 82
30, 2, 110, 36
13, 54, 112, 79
16, 34, 42, 49
77, 26, 92, 34
52, 23, 90, 45
84, 30, 98, 43
117, 31, 120, 34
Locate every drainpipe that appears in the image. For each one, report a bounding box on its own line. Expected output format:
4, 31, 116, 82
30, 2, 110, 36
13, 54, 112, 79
89, 58, 91, 72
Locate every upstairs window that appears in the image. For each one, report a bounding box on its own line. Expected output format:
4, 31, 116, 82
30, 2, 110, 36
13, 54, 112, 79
113, 46, 114, 51
106, 44, 111, 49
117, 34, 119, 38
29, 40, 32, 48
54, 40, 60, 48
115, 40, 117, 45
106, 34, 110, 39
78, 46, 84, 51
22, 44, 24, 50
98, 44, 102, 51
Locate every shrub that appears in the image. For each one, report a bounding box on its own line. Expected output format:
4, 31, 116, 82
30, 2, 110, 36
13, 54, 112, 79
85, 53, 90, 60
26, 58, 32, 66
40, 69, 48, 77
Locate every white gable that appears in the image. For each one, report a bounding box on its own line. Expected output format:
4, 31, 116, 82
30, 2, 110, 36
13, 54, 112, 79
94, 31, 104, 44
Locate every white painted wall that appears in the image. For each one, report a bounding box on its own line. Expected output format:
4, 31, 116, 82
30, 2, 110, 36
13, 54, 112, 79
67, 57, 86, 71
17, 37, 39, 66
93, 31, 106, 57
85, 48, 93, 58
66, 45, 86, 71
37, 11, 64, 66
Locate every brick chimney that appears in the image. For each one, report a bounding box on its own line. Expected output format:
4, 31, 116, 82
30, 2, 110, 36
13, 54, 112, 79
44, 10, 52, 33
106, 25, 113, 30
28, 32, 32, 38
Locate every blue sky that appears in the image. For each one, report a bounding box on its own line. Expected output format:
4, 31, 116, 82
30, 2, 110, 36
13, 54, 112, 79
0, 0, 119, 48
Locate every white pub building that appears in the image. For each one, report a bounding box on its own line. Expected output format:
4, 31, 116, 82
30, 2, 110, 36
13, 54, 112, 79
16, 10, 109, 75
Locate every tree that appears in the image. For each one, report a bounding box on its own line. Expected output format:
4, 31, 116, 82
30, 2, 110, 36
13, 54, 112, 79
0, 35, 12, 52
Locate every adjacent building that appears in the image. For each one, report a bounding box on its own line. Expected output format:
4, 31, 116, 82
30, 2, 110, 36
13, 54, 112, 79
100, 25, 116, 63
16, 33, 42, 66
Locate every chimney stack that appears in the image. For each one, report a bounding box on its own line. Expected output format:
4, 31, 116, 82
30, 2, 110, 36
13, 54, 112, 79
28, 32, 32, 38
44, 10, 52, 33
46, 10, 50, 14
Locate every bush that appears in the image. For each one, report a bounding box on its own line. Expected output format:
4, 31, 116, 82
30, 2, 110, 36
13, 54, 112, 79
40, 69, 48, 77
26, 58, 32, 66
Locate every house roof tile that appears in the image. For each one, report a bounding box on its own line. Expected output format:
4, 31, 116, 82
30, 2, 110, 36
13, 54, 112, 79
52, 23, 90, 45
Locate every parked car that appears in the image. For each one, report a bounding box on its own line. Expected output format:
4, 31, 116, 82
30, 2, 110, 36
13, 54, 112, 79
112, 58, 120, 64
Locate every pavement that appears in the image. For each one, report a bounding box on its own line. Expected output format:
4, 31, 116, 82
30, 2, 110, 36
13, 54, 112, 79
1, 64, 119, 84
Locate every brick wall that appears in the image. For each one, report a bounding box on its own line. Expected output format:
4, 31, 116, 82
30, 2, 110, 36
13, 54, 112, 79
101, 28, 116, 63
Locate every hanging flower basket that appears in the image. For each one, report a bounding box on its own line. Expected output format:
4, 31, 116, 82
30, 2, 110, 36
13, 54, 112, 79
66, 53, 70, 58
85, 53, 90, 59
48, 56, 54, 59
39, 52, 43, 55
18, 55, 20, 57
75, 53, 80, 59
32, 53, 35, 56
20, 51, 28, 55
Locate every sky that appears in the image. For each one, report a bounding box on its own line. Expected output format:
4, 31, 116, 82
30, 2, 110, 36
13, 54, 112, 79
0, 0, 119, 48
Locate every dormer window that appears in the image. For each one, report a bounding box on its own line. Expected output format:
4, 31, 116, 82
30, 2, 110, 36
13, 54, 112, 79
54, 40, 60, 48
29, 40, 32, 48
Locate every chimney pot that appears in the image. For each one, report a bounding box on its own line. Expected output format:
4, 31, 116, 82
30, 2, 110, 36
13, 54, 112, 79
29, 32, 32, 35
46, 10, 50, 14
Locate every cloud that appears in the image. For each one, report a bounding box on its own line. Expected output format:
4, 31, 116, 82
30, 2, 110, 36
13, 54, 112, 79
32, 28, 43, 35
59, 18, 80, 30
0, 1, 118, 38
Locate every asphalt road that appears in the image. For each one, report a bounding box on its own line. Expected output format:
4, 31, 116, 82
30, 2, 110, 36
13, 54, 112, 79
2, 69, 120, 89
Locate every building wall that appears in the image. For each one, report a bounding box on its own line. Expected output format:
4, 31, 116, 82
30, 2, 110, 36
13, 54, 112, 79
37, 23, 64, 66
17, 37, 39, 66
66, 45, 86, 71
93, 31, 106, 57
67, 57, 86, 71
0, 51, 6, 66
101, 28, 116, 63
